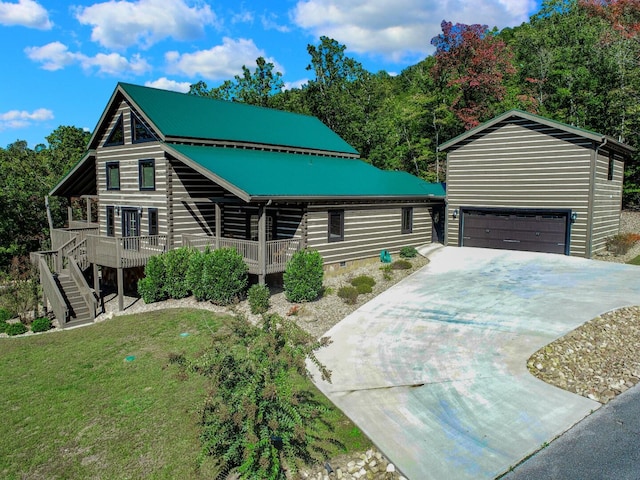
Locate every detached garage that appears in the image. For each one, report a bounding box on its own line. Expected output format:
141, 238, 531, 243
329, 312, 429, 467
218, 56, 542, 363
440, 110, 635, 258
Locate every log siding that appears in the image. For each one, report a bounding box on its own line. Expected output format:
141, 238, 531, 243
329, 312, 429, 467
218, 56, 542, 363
306, 202, 434, 265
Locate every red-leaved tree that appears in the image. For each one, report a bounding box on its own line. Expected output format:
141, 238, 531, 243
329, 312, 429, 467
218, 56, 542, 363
580, 0, 640, 41
431, 21, 516, 129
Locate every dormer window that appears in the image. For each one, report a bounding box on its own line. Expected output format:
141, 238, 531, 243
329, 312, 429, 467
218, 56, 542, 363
104, 114, 124, 146
132, 114, 155, 143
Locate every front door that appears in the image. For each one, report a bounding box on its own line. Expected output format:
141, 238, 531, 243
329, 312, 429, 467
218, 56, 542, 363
431, 205, 445, 243
122, 208, 140, 249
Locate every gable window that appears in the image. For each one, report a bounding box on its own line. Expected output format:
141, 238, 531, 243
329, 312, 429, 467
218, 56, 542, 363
148, 208, 158, 236
139, 159, 155, 190
106, 206, 115, 236
328, 210, 344, 242
106, 162, 120, 190
104, 114, 124, 146
132, 114, 155, 143
402, 207, 413, 234
608, 152, 615, 181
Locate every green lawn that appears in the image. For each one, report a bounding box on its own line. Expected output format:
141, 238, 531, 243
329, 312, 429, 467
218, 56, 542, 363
627, 255, 640, 265
0, 308, 369, 479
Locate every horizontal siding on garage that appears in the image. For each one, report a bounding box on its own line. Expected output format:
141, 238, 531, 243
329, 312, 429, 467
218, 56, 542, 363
306, 203, 433, 265
590, 151, 624, 254
446, 119, 593, 257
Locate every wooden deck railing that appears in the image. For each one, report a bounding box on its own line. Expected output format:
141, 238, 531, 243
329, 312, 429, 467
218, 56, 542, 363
182, 234, 301, 275
86, 235, 168, 268
52, 226, 99, 250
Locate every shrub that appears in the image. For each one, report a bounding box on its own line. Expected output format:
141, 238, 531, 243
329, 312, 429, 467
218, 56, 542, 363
0, 321, 7, 333
186, 249, 207, 301
0, 307, 13, 323
391, 259, 412, 270
31, 317, 52, 333
350, 275, 376, 294
189, 314, 333, 478
200, 248, 248, 305
380, 264, 393, 280
163, 247, 193, 299
400, 246, 418, 258
248, 284, 270, 314
337, 285, 359, 304
284, 250, 324, 302
138, 255, 167, 304
5, 322, 27, 336
606, 233, 640, 255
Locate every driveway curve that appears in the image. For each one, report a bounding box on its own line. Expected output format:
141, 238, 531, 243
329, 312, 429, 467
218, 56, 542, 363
310, 247, 640, 480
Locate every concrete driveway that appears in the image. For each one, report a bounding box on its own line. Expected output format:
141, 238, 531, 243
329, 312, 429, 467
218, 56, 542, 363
310, 247, 640, 480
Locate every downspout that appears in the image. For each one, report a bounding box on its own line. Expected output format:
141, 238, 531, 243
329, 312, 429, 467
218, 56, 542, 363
588, 138, 608, 258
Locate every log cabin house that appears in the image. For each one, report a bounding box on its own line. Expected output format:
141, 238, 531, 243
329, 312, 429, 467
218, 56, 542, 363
32, 82, 445, 328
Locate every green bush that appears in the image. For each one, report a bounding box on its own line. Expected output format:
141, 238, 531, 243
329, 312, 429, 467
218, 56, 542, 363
138, 255, 167, 304
0, 321, 7, 333
400, 246, 418, 258
248, 284, 270, 314
350, 275, 375, 294
31, 317, 52, 333
186, 249, 207, 301
284, 250, 324, 302
337, 285, 359, 304
5, 322, 27, 336
391, 259, 412, 270
163, 247, 193, 299
201, 248, 248, 305
0, 307, 13, 323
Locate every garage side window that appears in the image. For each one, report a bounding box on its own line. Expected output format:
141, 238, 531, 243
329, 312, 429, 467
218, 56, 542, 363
402, 207, 413, 234
608, 152, 614, 181
328, 210, 344, 242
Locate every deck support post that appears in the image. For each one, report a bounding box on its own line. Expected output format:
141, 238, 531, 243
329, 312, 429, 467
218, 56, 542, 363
215, 203, 221, 249
86, 197, 92, 223
117, 267, 124, 312
258, 204, 266, 284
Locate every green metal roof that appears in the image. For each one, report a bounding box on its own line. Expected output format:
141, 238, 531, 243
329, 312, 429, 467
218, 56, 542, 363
117, 83, 358, 155
439, 109, 635, 154
165, 143, 445, 201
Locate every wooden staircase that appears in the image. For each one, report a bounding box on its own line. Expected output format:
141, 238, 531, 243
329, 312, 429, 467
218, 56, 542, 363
31, 235, 99, 329
55, 271, 94, 326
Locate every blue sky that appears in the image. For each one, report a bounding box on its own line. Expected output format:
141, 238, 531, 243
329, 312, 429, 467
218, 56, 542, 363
0, 0, 542, 149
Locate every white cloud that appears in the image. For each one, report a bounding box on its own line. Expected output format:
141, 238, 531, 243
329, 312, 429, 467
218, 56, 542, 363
291, 0, 537, 60
25, 42, 151, 75
261, 13, 290, 33
231, 10, 253, 24
166, 37, 285, 80
0, 108, 53, 130
0, 0, 52, 29
284, 78, 308, 90
145, 77, 191, 93
74, 0, 218, 50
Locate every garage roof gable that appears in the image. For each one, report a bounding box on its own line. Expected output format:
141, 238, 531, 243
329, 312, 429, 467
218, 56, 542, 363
438, 110, 635, 155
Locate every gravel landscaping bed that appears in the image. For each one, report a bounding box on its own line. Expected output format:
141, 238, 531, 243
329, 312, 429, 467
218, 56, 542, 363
529, 211, 640, 404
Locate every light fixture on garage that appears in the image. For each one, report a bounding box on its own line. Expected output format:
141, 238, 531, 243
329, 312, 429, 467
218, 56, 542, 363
571, 212, 578, 223
453, 208, 459, 219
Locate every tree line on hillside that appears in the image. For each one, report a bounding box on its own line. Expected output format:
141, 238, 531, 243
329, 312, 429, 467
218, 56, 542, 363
1, 0, 638, 272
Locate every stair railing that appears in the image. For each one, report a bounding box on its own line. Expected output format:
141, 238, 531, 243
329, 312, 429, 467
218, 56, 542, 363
69, 256, 98, 321
37, 256, 69, 327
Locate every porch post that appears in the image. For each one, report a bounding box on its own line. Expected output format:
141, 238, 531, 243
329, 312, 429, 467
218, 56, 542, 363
258, 204, 266, 284
67, 203, 73, 227
117, 267, 124, 312
215, 203, 221, 249
93, 262, 100, 297
86, 197, 92, 223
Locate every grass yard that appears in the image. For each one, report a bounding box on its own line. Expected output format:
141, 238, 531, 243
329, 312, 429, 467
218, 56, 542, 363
627, 254, 640, 265
0, 308, 369, 479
